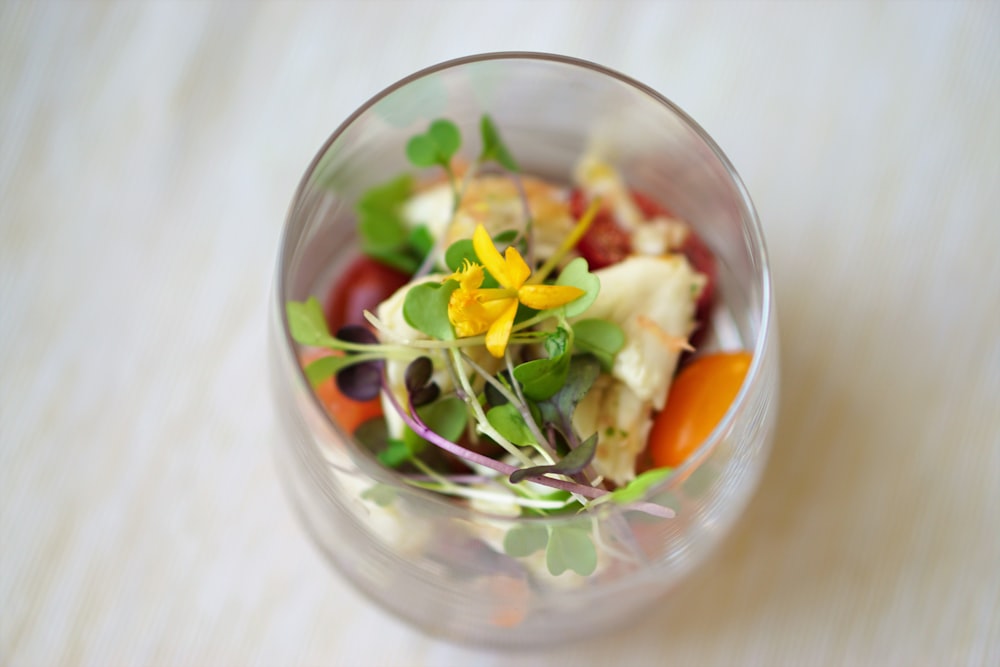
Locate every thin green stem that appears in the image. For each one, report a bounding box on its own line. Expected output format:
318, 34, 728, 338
447, 347, 535, 467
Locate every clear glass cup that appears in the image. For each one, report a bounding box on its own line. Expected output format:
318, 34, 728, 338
269, 52, 778, 648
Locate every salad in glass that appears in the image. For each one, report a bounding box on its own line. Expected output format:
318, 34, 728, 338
271, 53, 776, 646
286, 116, 751, 578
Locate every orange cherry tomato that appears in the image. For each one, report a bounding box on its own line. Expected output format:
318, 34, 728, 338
648, 351, 753, 469
300, 350, 383, 434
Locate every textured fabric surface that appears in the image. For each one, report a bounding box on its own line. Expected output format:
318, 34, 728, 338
2, 1, 998, 665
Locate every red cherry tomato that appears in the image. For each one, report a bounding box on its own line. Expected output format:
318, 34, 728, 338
324, 256, 410, 331
300, 350, 383, 434
569, 189, 632, 269
648, 351, 752, 469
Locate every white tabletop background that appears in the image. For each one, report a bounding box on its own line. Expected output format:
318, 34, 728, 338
2, 1, 998, 665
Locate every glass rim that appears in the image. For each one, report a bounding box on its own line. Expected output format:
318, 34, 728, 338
274, 51, 775, 524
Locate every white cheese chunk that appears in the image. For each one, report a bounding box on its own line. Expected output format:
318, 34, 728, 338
582, 255, 704, 410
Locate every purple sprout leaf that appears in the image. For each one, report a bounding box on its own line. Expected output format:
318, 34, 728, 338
404, 356, 440, 407
332, 325, 383, 401
509, 432, 597, 484
335, 324, 378, 346
408, 384, 440, 408
336, 359, 383, 401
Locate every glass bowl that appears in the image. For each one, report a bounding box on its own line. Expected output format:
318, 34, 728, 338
269, 52, 778, 648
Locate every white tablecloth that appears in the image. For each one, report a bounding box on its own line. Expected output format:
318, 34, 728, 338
2, 1, 998, 665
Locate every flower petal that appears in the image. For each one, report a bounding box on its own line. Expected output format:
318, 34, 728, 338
473, 224, 511, 289
503, 246, 531, 289
517, 284, 585, 311
485, 299, 520, 357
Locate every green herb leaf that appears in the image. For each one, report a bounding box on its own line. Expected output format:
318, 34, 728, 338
357, 174, 421, 273
554, 257, 600, 317
406, 119, 461, 168
401, 395, 468, 460
512, 327, 571, 400
503, 523, 548, 558
403, 280, 458, 340
605, 467, 673, 505
378, 438, 412, 467
509, 433, 597, 484
444, 238, 476, 272
361, 484, 397, 507
412, 396, 468, 447
546, 525, 597, 576
535, 354, 602, 431
479, 114, 520, 172
286, 297, 334, 347
408, 225, 434, 258
572, 318, 625, 372
486, 403, 536, 446
303, 354, 352, 386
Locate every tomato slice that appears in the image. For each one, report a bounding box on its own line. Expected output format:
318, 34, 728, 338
324, 256, 411, 331
647, 351, 752, 469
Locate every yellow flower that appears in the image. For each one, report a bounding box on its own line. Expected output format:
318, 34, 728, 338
446, 226, 585, 357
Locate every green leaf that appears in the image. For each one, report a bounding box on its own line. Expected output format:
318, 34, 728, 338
512, 327, 571, 400
555, 258, 600, 317
509, 433, 597, 484
428, 119, 461, 159
406, 119, 461, 168
303, 354, 350, 386
503, 523, 548, 558
286, 297, 333, 347
407, 224, 434, 258
486, 403, 536, 446
444, 238, 476, 272
606, 467, 673, 505
361, 484, 397, 506
356, 174, 421, 272
546, 525, 597, 576
401, 395, 468, 459
405, 134, 437, 167
573, 318, 625, 372
416, 396, 467, 443
479, 114, 519, 172
378, 439, 412, 467
535, 355, 602, 429
402, 280, 458, 340
358, 173, 413, 215
362, 246, 420, 275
